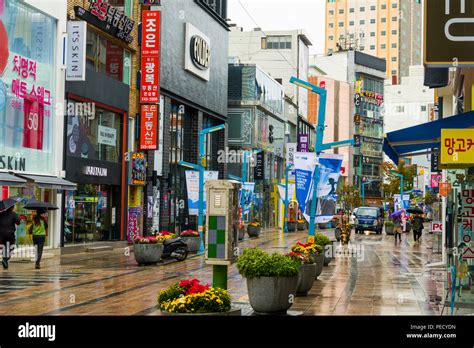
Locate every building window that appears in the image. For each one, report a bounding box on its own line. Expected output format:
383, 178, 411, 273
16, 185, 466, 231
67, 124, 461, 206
392, 57, 397, 61
391, 43, 397, 48
370, 32, 375, 37
392, 30, 397, 35
329, 23, 334, 28
392, 70, 397, 75
370, 19, 376, 24
392, 2, 398, 8
360, 20, 365, 25
349, 21, 354, 26
381, 31, 386, 36
370, 45, 375, 50
339, 9, 344, 14
329, 10, 334, 15
266, 36, 292, 49
382, 4, 387, 9
328, 48, 334, 54
329, 36, 334, 41
381, 17, 386, 22
381, 44, 386, 49
86, 29, 131, 84
359, 46, 365, 51
396, 106, 405, 113
360, 6, 365, 11
349, 8, 355, 13
392, 16, 398, 21
421, 105, 427, 112
371, 5, 376, 10
339, 22, 344, 27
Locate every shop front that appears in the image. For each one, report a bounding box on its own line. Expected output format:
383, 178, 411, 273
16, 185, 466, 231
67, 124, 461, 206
0, 0, 73, 250
63, 98, 126, 246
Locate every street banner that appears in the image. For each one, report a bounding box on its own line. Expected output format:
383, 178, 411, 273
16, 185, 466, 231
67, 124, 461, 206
431, 173, 442, 188
394, 194, 410, 211
140, 10, 161, 103
315, 154, 344, 223
241, 182, 255, 215
278, 183, 296, 204
294, 152, 318, 222
461, 187, 474, 259
185, 171, 218, 216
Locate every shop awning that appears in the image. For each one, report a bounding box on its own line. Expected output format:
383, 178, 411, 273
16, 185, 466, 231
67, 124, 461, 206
383, 111, 474, 164
16, 174, 77, 190
0, 172, 27, 187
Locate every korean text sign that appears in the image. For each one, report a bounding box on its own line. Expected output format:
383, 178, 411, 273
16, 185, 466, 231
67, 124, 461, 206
441, 129, 474, 165
140, 10, 161, 104
461, 188, 474, 259
140, 105, 158, 150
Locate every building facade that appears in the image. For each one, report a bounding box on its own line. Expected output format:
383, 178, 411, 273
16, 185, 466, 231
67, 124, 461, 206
228, 64, 285, 228
0, 0, 71, 253
228, 27, 313, 147
147, 0, 229, 234
325, 0, 422, 83
312, 51, 386, 205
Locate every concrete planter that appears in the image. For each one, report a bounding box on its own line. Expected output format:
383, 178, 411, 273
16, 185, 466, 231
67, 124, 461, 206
312, 253, 324, 279
247, 225, 261, 238
181, 236, 201, 253
238, 228, 246, 241
385, 225, 394, 235
287, 222, 297, 232
246, 276, 298, 314
133, 243, 164, 265
297, 222, 307, 231
161, 308, 242, 316
296, 263, 317, 296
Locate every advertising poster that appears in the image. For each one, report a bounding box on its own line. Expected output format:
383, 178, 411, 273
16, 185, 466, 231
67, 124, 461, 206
277, 183, 296, 203
130, 152, 146, 186
431, 173, 442, 188
185, 171, 219, 215
294, 152, 318, 222
241, 182, 255, 215
127, 208, 141, 242
394, 194, 410, 211
315, 154, 343, 223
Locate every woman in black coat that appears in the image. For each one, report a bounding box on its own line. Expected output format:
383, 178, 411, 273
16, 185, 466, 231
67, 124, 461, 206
0, 206, 20, 269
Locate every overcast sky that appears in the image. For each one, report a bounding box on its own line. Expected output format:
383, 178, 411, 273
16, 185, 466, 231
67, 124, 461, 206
228, 0, 326, 54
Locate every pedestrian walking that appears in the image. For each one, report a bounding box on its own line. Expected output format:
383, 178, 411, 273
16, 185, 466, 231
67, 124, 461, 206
412, 214, 424, 244
393, 215, 403, 244
29, 209, 48, 269
0, 206, 21, 269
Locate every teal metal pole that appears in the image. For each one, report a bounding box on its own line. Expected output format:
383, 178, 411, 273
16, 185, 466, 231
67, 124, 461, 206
284, 165, 290, 233
362, 182, 365, 206
241, 152, 247, 222
213, 265, 228, 289
401, 174, 404, 209
198, 131, 205, 254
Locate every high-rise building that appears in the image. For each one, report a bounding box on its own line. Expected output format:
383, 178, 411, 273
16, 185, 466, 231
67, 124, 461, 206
325, 0, 422, 84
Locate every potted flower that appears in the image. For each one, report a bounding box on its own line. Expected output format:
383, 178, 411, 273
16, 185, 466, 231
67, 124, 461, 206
291, 241, 324, 279
297, 218, 307, 231
158, 279, 240, 315
180, 229, 201, 253
236, 248, 300, 314
133, 236, 164, 265
314, 233, 333, 266
247, 220, 261, 237
287, 252, 316, 296
287, 219, 297, 232
384, 221, 394, 235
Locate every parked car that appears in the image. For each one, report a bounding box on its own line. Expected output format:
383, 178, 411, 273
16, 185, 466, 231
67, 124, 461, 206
354, 207, 383, 234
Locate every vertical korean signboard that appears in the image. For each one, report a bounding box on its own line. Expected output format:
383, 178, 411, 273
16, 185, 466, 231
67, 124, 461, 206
140, 10, 160, 104
140, 105, 158, 150
66, 21, 87, 81
461, 188, 474, 259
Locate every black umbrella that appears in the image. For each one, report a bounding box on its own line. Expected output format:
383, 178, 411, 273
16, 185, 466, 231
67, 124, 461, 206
406, 207, 423, 214
23, 199, 58, 211
0, 197, 22, 213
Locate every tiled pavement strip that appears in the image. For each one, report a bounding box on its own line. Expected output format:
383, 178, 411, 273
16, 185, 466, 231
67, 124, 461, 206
0, 228, 445, 316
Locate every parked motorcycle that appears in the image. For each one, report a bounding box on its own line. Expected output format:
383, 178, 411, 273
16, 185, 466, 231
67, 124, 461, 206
161, 237, 189, 261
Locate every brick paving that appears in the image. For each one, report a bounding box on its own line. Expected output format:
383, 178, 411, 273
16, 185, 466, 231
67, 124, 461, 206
0, 229, 446, 315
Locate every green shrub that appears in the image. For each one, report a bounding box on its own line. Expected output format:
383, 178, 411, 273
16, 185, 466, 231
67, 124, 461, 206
314, 233, 331, 247
236, 248, 300, 278
157, 282, 185, 304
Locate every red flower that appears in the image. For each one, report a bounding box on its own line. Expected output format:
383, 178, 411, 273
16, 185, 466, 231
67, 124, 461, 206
160, 230, 171, 235
179, 279, 209, 295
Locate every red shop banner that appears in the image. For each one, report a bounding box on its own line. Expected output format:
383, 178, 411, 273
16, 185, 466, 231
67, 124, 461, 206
140, 10, 161, 104
140, 104, 158, 150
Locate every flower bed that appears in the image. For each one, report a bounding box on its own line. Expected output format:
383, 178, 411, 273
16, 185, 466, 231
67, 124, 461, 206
158, 279, 232, 314
180, 230, 201, 253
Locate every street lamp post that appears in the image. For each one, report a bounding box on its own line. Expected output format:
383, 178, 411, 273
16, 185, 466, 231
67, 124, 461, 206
284, 164, 294, 234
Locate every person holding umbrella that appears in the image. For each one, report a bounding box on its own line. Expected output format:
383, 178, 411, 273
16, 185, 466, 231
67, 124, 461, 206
390, 209, 405, 245
0, 197, 25, 269
29, 209, 48, 269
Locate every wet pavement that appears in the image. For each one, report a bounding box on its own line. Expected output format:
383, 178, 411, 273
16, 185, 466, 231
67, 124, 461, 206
0, 228, 446, 315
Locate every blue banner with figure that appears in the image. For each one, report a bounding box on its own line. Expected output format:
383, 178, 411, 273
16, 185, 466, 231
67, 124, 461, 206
315, 154, 344, 223
294, 152, 318, 222
241, 182, 255, 215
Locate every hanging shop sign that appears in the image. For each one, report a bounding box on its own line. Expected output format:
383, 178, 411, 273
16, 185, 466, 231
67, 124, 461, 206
424, 0, 474, 66
354, 155, 383, 166
130, 152, 147, 186
184, 23, 211, 81
286, 143, 297, 168
98, 125, 117, 146
254, 152, 265, 180
441, 129, 474, 165
298, 134, 309, 152
140, 10, 161, 104
430, 173, 442, 188
354, 135, 361, 147
74, 1, 135, 44
361, 136, 383, 145
431, 148, 440, 172
354, 114, 361, 125
83, 166, 108, 177
461, 187, 474, 259
66, 21, 87, 81
140, 104, 158, 150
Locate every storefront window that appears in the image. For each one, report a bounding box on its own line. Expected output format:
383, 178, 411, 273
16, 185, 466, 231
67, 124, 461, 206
66, 102, 123, 163
86, 29, 131, 84
0, 0, 56, 174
